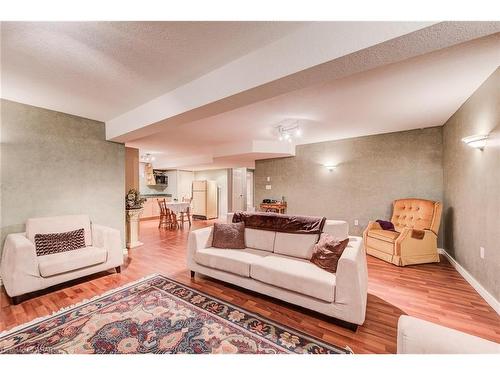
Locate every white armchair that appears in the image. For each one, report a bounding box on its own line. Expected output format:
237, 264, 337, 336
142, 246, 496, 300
397, 315, 500, 354
0, 215, 123, 304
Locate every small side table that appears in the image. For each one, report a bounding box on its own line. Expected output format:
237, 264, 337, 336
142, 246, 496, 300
260, 202, 287, 214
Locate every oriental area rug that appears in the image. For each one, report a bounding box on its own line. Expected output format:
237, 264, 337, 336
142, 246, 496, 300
0, 274, 350, 354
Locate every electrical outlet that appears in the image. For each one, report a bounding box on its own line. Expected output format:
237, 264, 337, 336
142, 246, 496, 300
354, 219, 359, 226
265, 185, 272, 190
480, 247, 485, 259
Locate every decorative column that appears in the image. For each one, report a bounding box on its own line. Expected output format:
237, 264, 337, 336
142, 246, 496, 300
126, 208, 143, 249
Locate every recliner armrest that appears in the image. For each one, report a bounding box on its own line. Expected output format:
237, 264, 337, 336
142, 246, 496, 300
362, 220, 382, 246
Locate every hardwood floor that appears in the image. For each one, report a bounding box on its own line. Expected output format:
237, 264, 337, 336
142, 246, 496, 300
1, 219, 499, 353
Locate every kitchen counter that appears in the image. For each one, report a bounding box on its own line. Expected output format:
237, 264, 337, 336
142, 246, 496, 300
140, 193, 172, 198
140, 194, 172, 220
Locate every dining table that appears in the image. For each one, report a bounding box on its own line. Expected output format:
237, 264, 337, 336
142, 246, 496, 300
165, 201, 190, 214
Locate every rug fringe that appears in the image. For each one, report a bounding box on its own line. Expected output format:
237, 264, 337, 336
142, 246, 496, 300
0, 273, 159, 339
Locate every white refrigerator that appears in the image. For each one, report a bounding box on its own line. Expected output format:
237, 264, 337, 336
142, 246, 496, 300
192, 180, 218, 219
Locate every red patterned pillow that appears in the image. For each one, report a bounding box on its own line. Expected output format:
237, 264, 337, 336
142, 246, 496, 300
34, 228, 86, 256
212, 222, 246, 249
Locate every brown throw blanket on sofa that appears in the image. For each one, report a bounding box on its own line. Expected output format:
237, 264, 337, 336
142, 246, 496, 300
232, 211, 326, 234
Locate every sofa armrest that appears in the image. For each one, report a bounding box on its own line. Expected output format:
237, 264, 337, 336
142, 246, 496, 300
91, 224, 123, 266
335, 237, 368, 324
187, 226, 213, 268
397, 315, 500, 354
0, 233, 41, 297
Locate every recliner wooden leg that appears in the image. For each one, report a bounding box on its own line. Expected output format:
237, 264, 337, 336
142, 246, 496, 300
190, 270, 195, 278
115, 266, 121, 273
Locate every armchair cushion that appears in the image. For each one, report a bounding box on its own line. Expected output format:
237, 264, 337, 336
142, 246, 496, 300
38, 246, 107, 277
367, 229, 400, 243
391, 199, 442, 234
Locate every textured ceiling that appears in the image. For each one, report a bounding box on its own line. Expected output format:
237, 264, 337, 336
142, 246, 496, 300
0, 21, 305, 120
127, 34, 500, 169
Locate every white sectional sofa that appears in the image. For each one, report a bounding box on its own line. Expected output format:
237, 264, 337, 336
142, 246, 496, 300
187, 214, 368, 326
1, 215, 124, 304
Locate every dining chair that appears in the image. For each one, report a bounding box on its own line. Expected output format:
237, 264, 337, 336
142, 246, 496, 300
158, 199, 169, 229
178, 197, 192, 227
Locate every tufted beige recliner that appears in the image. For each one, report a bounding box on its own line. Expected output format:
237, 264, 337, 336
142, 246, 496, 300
363, 198, 442, 266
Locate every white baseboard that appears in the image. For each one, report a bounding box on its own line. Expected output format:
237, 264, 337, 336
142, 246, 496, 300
438, 248, 500, 315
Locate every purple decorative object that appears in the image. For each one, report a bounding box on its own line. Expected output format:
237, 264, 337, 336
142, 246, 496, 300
376, 220, 395, 231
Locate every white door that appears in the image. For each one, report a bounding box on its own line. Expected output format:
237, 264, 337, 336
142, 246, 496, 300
231, 168, 246, 212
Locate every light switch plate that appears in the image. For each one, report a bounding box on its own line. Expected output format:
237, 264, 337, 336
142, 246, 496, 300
480, 247, 485, 259
265, 185, 272, 190
266, 177, 271, 182
354, 219, 359, 226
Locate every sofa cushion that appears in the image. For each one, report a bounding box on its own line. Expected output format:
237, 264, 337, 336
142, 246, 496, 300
38, 246, 107, 277
250, 255, 336, 302
195, 247, 270, 277
368, 229, 400, 243
273, 232, 319, 259
26, 215, 92, 247
34, 228, 86, 256
245, 228, 275, 252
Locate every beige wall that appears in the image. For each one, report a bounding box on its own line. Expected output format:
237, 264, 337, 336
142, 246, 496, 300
0, 100, 125, 251
443, 68, 499, 300
255, 127, 444, 240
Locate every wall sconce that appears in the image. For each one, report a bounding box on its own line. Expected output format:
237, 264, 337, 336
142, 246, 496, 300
462, 134, 488, 150
324, 164, 337, 172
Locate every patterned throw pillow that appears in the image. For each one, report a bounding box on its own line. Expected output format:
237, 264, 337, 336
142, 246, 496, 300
34, 228, 86, 256
310, 234, 350, 274
212, 222, 246, 249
